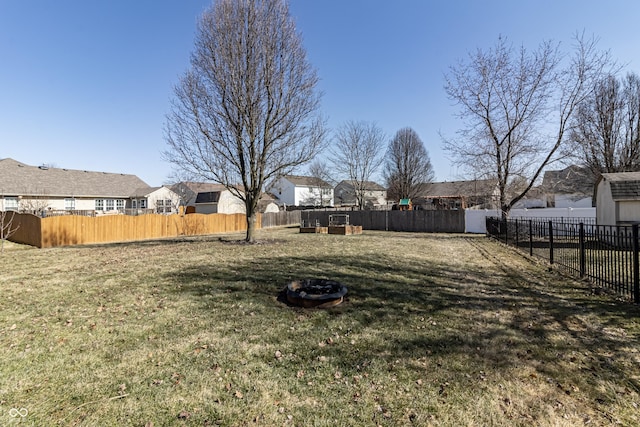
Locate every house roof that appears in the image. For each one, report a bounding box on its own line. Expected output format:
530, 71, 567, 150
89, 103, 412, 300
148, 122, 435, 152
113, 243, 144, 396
418, 179, 497, 197
131, 187, 162, 198
284, 175, 332, 188
336, 180, 386, 191
541, 165, 595, 195
600, 172, 640, 200
173, 181, 229, 194
195, 191, 221, 204
0, 158, 149, 198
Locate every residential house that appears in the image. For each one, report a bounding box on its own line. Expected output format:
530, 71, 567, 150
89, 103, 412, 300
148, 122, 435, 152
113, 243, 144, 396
540, 165, 595, 208
171, 182, 245, 214
130, 186, 181, 215
0, 158, 153, 214
414, 179, 499, 210
511, 165, 597, 209
595, 172, 640, 225
171, 181, 278, 214
334, 180, 386, 209
268, 175, 334, 207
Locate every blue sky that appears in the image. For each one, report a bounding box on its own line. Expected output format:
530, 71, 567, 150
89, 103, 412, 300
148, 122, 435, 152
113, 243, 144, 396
1, 1, 639, 186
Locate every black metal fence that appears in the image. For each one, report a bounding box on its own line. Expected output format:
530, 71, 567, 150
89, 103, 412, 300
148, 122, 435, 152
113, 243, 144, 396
486, 217, 640, 304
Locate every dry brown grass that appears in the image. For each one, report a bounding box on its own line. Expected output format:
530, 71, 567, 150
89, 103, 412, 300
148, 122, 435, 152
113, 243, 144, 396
1, 228, 639, 426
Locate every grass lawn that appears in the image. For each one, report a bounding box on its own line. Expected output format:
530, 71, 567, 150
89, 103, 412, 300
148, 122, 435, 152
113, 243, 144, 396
1, 228, 640, 426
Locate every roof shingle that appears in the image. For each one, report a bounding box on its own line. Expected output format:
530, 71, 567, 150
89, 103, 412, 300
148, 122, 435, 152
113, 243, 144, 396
0, 158, 149, 197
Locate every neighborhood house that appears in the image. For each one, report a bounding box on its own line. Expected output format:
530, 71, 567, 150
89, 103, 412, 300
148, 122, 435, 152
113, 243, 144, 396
505, 165, 596, 209
0, 158, 179, 215
171, 181, 279, 214
334, 180, 386, 208
414, 179, 499, 210
268, 175, 334, 207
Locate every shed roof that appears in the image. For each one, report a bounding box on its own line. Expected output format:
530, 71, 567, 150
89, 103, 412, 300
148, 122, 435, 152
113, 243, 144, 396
601, 172, 640, 200
0, 158, 149, 198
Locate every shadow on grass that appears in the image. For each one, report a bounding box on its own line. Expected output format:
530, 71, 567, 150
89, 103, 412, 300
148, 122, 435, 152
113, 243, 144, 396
161, 236, 640, 405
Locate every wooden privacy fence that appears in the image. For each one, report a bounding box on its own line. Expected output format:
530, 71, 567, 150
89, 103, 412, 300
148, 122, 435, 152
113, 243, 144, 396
7, 212, 257, 248
301, 210, 465, 233
261, 211, 301, 228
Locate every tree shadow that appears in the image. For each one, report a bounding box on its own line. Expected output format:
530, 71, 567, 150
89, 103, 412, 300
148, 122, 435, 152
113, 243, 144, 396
160, 237, 640, 407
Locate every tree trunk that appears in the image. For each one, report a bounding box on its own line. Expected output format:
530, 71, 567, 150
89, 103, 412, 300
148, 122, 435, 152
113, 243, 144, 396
246, 212, 258, 243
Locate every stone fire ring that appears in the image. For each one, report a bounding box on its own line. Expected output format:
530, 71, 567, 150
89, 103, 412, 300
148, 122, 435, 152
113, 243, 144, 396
286, 279, 348, 308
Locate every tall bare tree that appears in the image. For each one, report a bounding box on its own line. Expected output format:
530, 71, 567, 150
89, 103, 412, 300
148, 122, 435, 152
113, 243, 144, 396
443, 35, 613, 218
570, 72, 640, 174
164, 0, 325, 242
383, 127, 434, 201
331, 120, 386, 209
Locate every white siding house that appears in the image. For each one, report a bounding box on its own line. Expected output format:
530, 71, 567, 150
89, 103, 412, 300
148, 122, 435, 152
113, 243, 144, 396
194, 190, 246, 214
595, 172, 640, 225
268, 175, 334, 207
171, 182, 244, 214
130, 186, 181, 214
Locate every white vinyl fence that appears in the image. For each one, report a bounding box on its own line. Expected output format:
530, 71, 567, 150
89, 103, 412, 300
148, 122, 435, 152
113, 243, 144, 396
465, 208, 596, 234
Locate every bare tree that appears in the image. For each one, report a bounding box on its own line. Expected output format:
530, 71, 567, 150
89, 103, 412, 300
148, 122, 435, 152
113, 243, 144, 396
383, 127, 434, 202
569, 72, 640, 174
306, 159, 335, 207
0, 210, 20, 253
443, 34, 613, 218
164, 0, 326, 242
20, 196, 50, 215
331, 120, 386, 208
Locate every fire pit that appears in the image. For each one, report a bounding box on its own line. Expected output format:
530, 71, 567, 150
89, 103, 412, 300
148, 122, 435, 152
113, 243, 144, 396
286, 279, 348, 308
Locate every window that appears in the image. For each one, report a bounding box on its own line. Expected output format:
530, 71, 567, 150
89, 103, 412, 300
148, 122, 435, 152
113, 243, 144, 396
4, 197, 19, 211
105, 199, 115, 211
95, 199, 104, 211
116, 199, 125, 210
140, 199, 147, 209
156, 199, 172, 214
64, 198, 75, 210
132, 200, 137, 209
